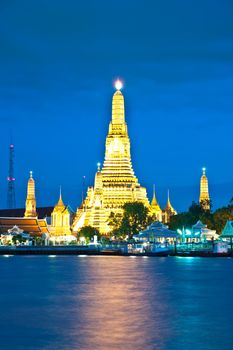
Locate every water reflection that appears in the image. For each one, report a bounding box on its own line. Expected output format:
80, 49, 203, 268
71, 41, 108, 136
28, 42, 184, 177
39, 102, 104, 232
71, 257, 173, 350
0, 256, 233, 350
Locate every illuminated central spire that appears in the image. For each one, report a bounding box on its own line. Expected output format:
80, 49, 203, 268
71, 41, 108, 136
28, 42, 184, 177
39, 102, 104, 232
73, 81, 149, 234
101, 81, 136, 184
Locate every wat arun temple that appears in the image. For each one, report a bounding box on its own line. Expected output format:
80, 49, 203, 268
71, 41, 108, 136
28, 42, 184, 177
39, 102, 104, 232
72, 81, 176, 234
0, 81, 213, 239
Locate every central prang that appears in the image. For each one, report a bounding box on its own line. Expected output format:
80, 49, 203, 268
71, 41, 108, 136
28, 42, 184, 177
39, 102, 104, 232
72, 83, 149, 234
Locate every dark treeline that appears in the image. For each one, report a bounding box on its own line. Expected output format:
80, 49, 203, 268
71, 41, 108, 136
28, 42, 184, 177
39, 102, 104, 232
169, 199, 233, 234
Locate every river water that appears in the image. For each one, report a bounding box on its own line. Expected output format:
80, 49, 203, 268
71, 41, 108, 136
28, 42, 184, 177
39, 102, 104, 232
0, 256, 232, 350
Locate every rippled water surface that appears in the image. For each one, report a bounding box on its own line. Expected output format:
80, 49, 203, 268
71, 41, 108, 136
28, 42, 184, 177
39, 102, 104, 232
0, 256, 233, 350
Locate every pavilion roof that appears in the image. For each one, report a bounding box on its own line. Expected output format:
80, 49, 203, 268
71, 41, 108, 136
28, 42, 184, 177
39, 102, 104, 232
192, 220, 207, 230
0, 217, 49, 236
220, 221, 233, 238
137, 221, 179, 238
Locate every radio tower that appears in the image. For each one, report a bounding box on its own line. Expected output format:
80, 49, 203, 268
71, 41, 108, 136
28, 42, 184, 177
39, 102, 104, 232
7, 141, 16, 209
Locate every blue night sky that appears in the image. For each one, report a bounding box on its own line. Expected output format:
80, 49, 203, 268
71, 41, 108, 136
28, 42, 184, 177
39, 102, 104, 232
0, 0, 233, 212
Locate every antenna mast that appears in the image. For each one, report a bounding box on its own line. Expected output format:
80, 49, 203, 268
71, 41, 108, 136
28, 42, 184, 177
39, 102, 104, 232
7, 142, 16, 208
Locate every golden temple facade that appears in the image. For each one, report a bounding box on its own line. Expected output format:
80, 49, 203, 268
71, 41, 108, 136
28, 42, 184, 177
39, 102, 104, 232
199, 167, 210, 210
50, 190, 71, 237
73, 82, 149, 234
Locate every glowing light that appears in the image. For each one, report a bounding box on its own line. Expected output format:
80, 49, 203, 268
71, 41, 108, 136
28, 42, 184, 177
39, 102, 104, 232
49, 255, 57, 258
115, 79, 123, 90
7, 177, 15, 181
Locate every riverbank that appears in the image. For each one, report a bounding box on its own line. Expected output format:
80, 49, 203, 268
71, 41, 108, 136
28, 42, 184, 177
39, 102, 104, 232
0, 246, 231, 257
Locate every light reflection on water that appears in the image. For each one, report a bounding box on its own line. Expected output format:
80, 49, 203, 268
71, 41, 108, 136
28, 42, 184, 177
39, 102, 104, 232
0, 256, 233, 350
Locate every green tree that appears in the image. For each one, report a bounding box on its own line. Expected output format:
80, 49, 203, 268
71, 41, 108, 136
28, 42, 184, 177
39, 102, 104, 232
108, 202, 151, 240
169, 199, 233, 234
169, 212, 196, 231
108, 211, 123, 232
189, 201, 205, 217
120, 202, 150, 239
78, 226, 99, 243
12, 235, 27, 245
200, 211, 215, 230
213, 204, 233, 234
169, 201, 215, 231
33, 236, 43, 246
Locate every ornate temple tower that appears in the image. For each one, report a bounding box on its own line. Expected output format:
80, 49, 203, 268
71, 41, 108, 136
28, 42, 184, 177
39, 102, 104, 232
50, 189, 71, 236
199, 167, 210, 210
150, 185, 162, 221
24, 171, 37, 217
73, 81, 149, 234
163, 190, 177, 223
